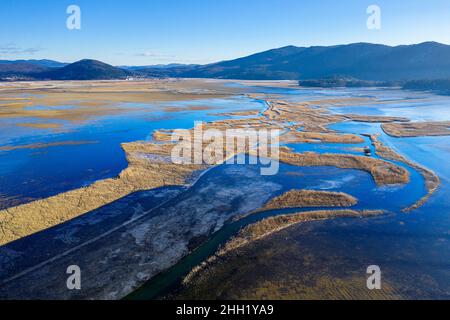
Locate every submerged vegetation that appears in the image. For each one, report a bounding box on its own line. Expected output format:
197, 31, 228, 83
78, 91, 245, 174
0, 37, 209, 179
273, 147, 410, 186
221, 210, 385, 256
182, 210, 385, 286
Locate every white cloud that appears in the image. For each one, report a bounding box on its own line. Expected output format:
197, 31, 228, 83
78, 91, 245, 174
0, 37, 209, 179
136, 51, 175, 58
0, 43, 45, 55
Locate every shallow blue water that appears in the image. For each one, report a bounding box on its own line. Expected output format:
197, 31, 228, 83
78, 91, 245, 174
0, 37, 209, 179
0, 96, 267, 207
298, 85, 450, 122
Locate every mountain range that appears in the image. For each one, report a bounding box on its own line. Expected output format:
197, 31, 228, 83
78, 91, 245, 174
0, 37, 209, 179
1, 42, 450, 82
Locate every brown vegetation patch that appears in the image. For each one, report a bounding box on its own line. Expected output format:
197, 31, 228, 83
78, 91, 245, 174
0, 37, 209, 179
366, 134, 440, 212
0, 140, 98, 151
281, 131, 364, 144
183, 210, 384, 285
382, 121, 450, 137
344, 114, 410, 123
263, 100, 345, 132
16, 123, 62, 130
264, 147, 410, 186
258, 190, 357, 211
209, 110, 261, 117
0, 80, 238, 127
152, 117, 284, 144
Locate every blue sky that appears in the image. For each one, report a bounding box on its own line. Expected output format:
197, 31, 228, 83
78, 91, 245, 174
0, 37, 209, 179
1, 0, 450, 65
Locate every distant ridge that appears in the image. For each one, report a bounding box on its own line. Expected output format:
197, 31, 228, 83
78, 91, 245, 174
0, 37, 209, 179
120, 63, 199, 71
139, 42, 450, 81
40, 59, 130, 80
0, 62, 50, 80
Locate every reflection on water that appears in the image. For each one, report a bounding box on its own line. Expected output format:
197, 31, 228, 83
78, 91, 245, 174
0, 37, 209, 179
0, 96, 267, 208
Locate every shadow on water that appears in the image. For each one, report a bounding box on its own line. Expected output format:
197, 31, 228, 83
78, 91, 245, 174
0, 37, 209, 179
126, 155, 428, 300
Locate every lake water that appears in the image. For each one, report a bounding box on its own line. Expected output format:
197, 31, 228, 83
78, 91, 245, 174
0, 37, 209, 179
0, 95, 267, 208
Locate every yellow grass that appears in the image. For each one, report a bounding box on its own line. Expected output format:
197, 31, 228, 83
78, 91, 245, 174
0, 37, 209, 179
257, 190, 358, 211
281, 131, 364, 144
183, 209, 384, 285
382, 121, 450, 137
0, 140, 98, 151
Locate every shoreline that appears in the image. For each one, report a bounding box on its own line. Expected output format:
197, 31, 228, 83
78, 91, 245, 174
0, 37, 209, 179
182, 210, 385, 287
365, 134, 441, 212
381, 121, 450, 138
254, 190, 358, 212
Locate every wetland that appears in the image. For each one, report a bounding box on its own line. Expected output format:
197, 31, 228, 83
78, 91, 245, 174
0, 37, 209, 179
0, 80, 449, 300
